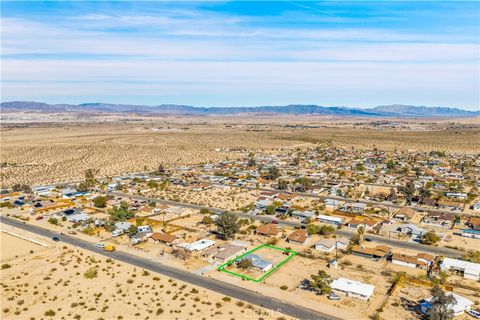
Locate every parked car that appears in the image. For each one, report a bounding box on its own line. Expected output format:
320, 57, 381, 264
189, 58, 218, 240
328, 293, 340, 300
467, 310, 480, 319
35, 216, 43, 220
365, 237, 373, 242
52, 236, 60, 242
67, 231, 77, 235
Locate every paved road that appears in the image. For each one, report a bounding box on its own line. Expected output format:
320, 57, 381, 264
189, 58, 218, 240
112, 192, 463, 258
1, 216, 337, 320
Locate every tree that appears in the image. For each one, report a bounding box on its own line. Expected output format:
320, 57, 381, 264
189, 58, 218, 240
421, 230, 440, 245
462, 250, 480, 263
428, 286, 456, 320
237, 258, 253, 270
398, 181, 415, 205
387, 188, 397, 201
199, 208, 211, 215
215, 212, 239, 239
264, 205, 276, 215
318, 224, 336, 236
277, 179, 289, 190
306, 224, 320, 235
93, 196, 107, 208
12, 184, 32, 193
157, 163, 166, 174
127, 225, 138, 237
48, 217, 58, 225
310, 270, 332, 295
85, 168, 98, 187
201, 215, 214, 225
247, 157, 256, 167
357, 226, 365, 242
147, 180, 159, 189
267, 166, 280, 180
295, 177, 312, 192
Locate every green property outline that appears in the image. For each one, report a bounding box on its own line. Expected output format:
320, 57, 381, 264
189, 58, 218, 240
217, 244, 298, 282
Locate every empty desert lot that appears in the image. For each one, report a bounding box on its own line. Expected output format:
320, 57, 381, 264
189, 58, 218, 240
1, 119, 479, 186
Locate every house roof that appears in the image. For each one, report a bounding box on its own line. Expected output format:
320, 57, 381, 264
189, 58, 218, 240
256, 223, 279, 236
424, 293, 473, 315
287, 229, 308, 243
416, 252, 435, 262
315, 237, 349, 248
213, 244, 245, 260
150, 232, 177, 243
442, 258, 480, 274
243, 253, 272, 270
392, 253, 426, 266
395, 208, 417, 219
331, 277, 375, 298
468, 217, 480, 227
352, 245, 390, 257
317, 214, 343, 223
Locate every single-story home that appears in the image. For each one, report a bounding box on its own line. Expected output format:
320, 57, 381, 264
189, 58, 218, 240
466, 217, 480, 230
351, 245, 391, 260
241, 253, 273, 272
150, 232, 178, 245
460, 229, 480, 239
179, 239, 216, 252
203, 244, 247, 263
324, 199, 340, 210
317, 214, 343, 227
420, 292, 473, 316
290, 210, 314, 222
286, 229, 309, 245
338, 202, 367, 214
314, 237, 349, 253
256, 224, 281, 237
440, 258, 480, 280
422, 212, 456, 229
330, 277, 375, 300
394, 208, 419, 222
396, 223, 427, 239
391, 252, 434, 269
347, 218, 379, 230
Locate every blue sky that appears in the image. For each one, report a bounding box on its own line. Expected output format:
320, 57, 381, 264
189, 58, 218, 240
1, 1, 479, 109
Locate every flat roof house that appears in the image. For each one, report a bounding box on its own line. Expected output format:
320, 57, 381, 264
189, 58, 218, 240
440, 258, 480, 280
242, 253, 273, 272
180, 239, 216, 252
330, 277, 375, 300
317, 214, 344, 227
314, 237, 349, 253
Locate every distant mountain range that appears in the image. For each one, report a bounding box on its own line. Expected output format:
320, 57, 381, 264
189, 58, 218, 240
1, 101, 479, 118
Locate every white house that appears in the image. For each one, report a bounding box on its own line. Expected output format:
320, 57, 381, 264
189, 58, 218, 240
420, 293, 473, 316
317, 214, 343, 227
324, 199, 340, 210
440, 258, 480, 280
314, 237, 349, 253
179, 239, 216, 252
330, 278, 375, 300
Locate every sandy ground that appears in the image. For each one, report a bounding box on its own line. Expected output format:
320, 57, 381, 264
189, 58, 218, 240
1, 232, 48, 261
0, 223, 294, 320
2, 119, 479, 187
